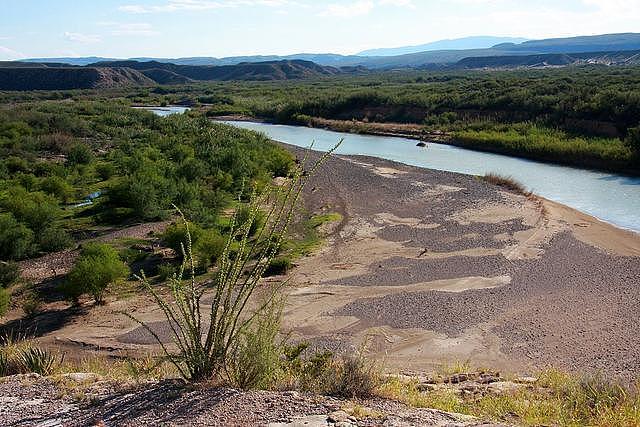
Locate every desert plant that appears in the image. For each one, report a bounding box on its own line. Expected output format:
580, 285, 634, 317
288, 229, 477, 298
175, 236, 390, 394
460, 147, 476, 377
63, 243, 129, 304
21, 289, 42, 317
18, 347, 59, 375
327, 352, 380, 399
128, 141, 341, 382
227, 299, 284, 390
38, 227, 73, 252
0, 261, 20, 288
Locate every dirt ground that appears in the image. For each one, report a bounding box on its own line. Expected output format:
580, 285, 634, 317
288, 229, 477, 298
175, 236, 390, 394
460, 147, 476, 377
3, 147, 640, 381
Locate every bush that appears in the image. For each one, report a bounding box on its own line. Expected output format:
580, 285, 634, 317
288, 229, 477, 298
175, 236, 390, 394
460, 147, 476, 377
39, 176, 74, 203
157, 263, 176, 281
194, 229, 226, 268
21, 290, 42, 317
95, 163, 116, 180
162, 222, 204, 256
38, 227, 73, 252
327, 353, 380, 399
0, 213, 34, 260
63, 243, 129, 304
228, 301, 283, 390
0, 262, 20, 288
482, 173, 530, 195
0, 288, 10, 317
18, 347, 59, 375
66, 143, 93, 165
236, 205, 265, 237
264, 258, 292, 277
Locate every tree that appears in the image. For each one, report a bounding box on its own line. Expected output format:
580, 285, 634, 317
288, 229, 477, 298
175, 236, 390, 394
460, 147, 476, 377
63, 243, 128, 305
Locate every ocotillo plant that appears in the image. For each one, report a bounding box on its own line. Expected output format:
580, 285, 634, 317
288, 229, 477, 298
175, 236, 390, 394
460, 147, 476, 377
127, 141, 341, 381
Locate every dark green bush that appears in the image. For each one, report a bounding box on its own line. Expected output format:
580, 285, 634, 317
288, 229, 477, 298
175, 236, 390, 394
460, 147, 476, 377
95, 163, 116, 180
39, 176, 74, 203
66, 143, 93, 165
626, 127, 640, 152
0, 262, 20, 288
63, 243, 129, 304
38, 227, 73, 252
194, 229, 226, 268
0, 213, 34, 260
264, 258, 292, 277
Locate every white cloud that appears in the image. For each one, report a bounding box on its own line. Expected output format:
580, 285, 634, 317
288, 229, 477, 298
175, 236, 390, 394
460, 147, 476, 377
64, 32, 102, 44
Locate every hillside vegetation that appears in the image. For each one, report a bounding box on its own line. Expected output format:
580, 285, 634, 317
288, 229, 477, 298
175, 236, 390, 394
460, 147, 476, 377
0, 67, 154, 91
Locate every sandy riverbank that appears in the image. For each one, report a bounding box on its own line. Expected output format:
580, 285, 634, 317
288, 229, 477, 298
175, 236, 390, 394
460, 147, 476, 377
281, 146, 640, 379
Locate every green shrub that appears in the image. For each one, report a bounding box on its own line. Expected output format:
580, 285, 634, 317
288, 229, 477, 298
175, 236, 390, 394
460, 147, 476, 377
38, 227, 73, 252
194, 229, 226, 268
66, 143, 93, 165
228, 301, 283, 390
0, 188, 60, 233
0, 262, 20, 288
156, 263, 176, 281
18, 347, 59, 375
39, 176, 74, 203
264, 258, 292, 277
236, 205, 265, 237
0, 288, 10, 317
21, 290, 42, 317
63, 243, 129, 304
162, 222, 204, 256
0, 213, 34, 260
95, 163, 116, 180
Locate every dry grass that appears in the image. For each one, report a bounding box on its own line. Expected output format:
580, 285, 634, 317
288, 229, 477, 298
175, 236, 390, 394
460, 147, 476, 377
482, 173, 530, 196
376, 368, 640, 427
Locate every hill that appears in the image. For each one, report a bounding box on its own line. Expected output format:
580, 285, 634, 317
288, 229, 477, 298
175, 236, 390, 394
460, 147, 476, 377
453, 49, 640, 69
357, 36, 529, 56
92, 59, 343, 81
0, 67, 154, 91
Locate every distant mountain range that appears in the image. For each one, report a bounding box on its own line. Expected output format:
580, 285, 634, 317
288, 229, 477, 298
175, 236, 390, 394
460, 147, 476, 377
19, 33, 640, 70
0, 60, 355, 91
356, 36, 529, 56
4, 33, 640, 90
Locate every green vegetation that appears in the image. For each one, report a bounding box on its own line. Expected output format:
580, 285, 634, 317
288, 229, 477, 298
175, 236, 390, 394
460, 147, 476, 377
0, 100, 295, 266
129, 140, 339, 382
379, 369, 640, 426
62, 243, 129, 304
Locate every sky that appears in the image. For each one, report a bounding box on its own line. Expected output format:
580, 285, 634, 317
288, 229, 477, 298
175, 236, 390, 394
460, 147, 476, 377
1, 0, 639, 60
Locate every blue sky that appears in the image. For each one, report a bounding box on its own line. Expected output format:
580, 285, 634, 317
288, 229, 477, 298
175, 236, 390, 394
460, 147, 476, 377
1, 0, 639, 60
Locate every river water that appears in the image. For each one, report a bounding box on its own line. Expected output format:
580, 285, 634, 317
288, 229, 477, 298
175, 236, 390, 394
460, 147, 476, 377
224, 121, 640, 233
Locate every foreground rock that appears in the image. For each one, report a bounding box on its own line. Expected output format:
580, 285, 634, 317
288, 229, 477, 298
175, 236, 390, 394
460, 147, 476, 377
0, 374, 505, 426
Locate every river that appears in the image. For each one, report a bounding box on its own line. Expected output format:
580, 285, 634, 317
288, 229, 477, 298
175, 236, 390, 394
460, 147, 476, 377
224, 121, 640, 233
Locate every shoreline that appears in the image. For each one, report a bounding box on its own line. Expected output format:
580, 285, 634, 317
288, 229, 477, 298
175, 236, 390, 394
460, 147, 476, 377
215, 116, 640, 236
211, 114, 640, 177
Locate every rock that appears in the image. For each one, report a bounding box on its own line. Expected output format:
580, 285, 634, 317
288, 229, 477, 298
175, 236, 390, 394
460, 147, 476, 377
486, 381, 525, 395
60, 372, 102, 383
515, 376, 538, 384
268, 415, 330, 427
416, 142, 427, 148
328, 410, 350, 423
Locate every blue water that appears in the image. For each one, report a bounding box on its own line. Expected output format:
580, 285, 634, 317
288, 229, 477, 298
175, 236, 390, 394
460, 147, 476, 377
137, 106, 190, 117
225, 121, 640, 233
